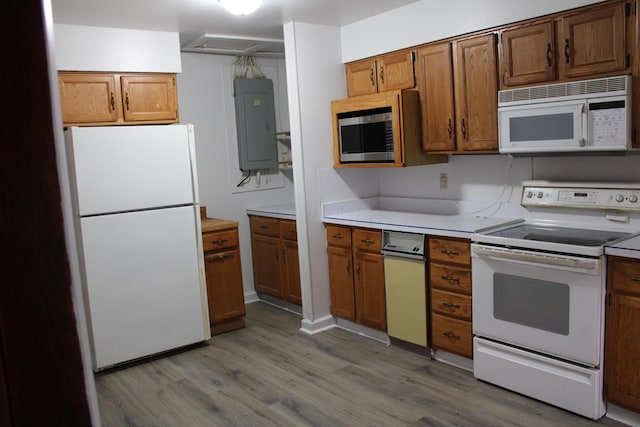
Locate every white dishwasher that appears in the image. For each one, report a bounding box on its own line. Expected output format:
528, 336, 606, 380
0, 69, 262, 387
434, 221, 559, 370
382, 230, 428, 348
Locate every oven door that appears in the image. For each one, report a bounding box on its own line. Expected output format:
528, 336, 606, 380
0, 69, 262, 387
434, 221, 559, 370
471, 244, 604, 366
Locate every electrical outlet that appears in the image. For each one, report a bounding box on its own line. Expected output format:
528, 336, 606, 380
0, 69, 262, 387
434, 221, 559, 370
440, 173, 448, 190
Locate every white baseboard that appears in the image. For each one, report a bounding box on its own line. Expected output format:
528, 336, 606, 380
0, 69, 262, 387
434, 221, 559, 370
300, 314, 335, 335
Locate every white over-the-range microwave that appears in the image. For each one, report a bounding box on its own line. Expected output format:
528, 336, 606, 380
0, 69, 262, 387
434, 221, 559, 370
498, 75, 635, 155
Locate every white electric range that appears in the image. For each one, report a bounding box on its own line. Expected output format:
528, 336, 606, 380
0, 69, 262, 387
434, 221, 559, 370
471, 181, 640, 420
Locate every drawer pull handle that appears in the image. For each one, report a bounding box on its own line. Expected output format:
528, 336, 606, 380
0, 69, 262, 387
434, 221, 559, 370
214, 239, 228, 244
212, 254, 229, 261
361, 239, 375, 244
260, 225, 268, 229
441, 275, 460, 283
632, 277, 640, 282
332, 234, 344, 240
441, 249, 459, 256
443, 332, 460, 341
442, 301, 460, 309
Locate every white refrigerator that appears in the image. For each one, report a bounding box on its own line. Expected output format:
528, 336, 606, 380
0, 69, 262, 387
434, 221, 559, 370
65, 124, 210, 371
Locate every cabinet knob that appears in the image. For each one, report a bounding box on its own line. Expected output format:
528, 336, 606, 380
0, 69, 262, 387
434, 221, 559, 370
125, 92, 130, 110
546, 43, 553, 67
564, 38, 571, 63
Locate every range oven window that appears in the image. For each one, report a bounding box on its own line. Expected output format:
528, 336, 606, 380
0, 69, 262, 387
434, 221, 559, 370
493, 273, 570, 335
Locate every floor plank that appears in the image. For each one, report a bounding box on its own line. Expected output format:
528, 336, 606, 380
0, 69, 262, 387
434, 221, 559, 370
96, 302, 627, 427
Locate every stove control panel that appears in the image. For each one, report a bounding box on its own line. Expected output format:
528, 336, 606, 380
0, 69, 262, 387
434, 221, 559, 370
521, 182, 640, 211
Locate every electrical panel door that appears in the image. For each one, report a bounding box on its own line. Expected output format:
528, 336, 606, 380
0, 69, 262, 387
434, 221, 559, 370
233, 78, 278, 171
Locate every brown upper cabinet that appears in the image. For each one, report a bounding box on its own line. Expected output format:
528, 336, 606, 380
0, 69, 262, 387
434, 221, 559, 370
416, 34, 499, 154
346, 50, 416, 97
499, 20, 557, 87
559, 1, 629, 79
58, 72, 179, 127
499, 1, 632, 88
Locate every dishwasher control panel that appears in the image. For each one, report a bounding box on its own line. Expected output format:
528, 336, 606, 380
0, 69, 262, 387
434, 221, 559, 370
382, 230, 425, 258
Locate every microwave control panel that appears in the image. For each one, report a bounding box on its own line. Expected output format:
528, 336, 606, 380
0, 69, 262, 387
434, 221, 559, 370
588, 99, 628, 147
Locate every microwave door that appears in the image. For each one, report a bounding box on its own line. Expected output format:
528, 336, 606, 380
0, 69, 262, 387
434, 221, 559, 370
499, 100, 587, 154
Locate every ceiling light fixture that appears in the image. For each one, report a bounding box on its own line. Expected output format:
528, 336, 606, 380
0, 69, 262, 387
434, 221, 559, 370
219, 0, 263, 16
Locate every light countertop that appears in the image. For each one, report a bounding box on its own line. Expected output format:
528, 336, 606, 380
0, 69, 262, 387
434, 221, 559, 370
246, 204, 296, 220
605, 235, 640, 259
201, 217, 238, 233
322, 197, 524, 239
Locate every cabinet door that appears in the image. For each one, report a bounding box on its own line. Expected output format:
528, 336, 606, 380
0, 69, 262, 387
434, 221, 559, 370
120, 74, 179, 122
355, 251, 386, 331
377, 51, 415, 93
327, 246, 356, 321
204, 249, 245, 324
282, 239, 302, 305
605, 293, 640, 412
416, 43, 456, 152
58, 72, 120, 125
560, 2, 627, 79
453, 34, 499, 152
499, 21, 556, 87
250, 234, 283, 298
346, 58, 378, 97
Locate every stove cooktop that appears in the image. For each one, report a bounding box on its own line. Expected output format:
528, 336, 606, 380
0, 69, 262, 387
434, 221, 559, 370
485, 223, 632, 247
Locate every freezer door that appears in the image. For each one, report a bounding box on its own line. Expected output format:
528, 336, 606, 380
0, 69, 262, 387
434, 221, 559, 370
67, 125, 196, 216
79, 205, 207, 370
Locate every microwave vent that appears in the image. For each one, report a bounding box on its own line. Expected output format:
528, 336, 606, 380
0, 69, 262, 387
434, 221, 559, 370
498, 75, 630, 105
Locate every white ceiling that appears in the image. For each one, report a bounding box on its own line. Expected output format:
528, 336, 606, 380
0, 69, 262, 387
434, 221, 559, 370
51, 0, 420, 56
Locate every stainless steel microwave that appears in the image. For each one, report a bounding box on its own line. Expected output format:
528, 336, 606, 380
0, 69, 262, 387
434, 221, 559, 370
498, 75, 633, 154
337, 108, 394, 163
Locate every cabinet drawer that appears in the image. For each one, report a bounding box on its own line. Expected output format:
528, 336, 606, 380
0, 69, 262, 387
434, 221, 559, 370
280, 220, 297, 241
431, 289, 472, 321
429, 263, 472, 294
609, 257, 640, 296
431, 313, 473, 358
203, 229, 238, 252
250, 216, 280, 237
352, 228, 382, 252
326, 225, 351, 247
429, 237, 471, 265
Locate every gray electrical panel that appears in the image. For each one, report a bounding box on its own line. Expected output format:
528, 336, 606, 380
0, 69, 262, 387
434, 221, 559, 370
233, 78, 278, 171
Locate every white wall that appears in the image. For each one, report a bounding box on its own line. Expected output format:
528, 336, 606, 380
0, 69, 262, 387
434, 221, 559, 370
54, 24, 181, 72
177, 53, 294, 299
341, 0, 605, 62
284, 21, 381, 330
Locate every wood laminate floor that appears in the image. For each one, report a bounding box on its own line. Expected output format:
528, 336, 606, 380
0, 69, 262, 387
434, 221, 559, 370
96, 302, 626, 427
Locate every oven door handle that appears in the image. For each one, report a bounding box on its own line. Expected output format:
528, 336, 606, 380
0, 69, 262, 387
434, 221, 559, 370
472, 245, 599, 272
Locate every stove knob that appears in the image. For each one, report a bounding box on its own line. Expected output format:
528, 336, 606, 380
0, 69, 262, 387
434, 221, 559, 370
616, 194, 625, 203
526, 191, 533, 198
630, 195, 638, 203
537, 191, 544, 198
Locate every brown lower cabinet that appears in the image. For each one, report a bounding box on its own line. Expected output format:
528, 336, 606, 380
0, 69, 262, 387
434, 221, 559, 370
326, 225, 386, 332
428, 236, 473, 358
605, 256, 640, 413
201, 218, 245, 335
249, 215, 301, 305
